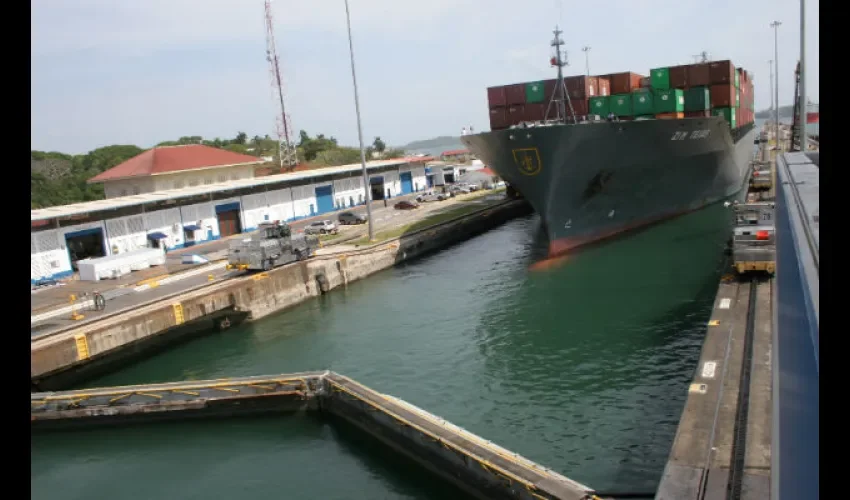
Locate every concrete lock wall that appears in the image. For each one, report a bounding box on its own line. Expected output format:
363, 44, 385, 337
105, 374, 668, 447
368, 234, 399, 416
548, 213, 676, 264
31, 200, 531, 390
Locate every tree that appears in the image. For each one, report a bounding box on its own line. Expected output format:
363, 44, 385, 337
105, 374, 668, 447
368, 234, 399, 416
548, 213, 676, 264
235, 132, 248, 145
372, 136, 386, 153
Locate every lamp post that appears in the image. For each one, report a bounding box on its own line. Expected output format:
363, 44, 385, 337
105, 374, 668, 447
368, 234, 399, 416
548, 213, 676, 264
770, 20, 782, 150
581, 46, 591, 76
344, 0, 374, 241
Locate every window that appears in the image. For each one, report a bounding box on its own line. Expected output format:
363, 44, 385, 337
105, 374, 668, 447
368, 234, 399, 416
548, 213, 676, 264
188, 179, 199, 187
218, 175, 226, 183
174, 181, 185, 189
230, 173, 239, 181
121, 189, 128, 197
205, 178, 213, 185
133, 186, 140, 195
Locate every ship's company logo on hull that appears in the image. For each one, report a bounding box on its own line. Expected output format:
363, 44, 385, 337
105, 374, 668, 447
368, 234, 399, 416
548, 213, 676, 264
512, 148, 542, 176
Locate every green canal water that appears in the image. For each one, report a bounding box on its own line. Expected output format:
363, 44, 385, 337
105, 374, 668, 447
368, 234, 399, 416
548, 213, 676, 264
32, 206, 732, 500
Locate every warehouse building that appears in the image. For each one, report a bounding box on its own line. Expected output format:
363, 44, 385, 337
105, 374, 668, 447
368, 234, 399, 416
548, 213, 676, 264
31, 156, 428, 283
89, 144, 266, 199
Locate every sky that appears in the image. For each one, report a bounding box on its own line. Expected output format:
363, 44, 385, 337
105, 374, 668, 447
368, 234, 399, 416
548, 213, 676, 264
31, 0, 818, 155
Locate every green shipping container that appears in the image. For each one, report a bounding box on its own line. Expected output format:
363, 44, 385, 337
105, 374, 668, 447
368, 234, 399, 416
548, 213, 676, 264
588, 95, 610, 115
650, 67, 670, 90
712, 107, 737, 128
632, 90, 654, 115
525, 82, 545, 103
610, 94, 633, 116
653, 89, 685, 113
736, 89, 740, 108
684, 87, 710, 111
734, 71, 740, 88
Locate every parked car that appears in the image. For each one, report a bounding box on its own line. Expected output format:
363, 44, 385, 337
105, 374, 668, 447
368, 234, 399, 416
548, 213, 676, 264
394, 200, 420, 210
338, 211, 367, 225
415, 191, 449, 203
450, 184, 473, 194
304, 220, 338, 235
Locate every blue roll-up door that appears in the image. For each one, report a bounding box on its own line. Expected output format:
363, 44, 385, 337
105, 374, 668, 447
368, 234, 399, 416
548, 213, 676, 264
315, 185, 334, 215
400, 172, 413, 195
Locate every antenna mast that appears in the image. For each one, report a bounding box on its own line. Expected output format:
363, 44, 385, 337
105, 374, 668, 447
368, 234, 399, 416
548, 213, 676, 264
264, 0, 297, 169
544, 26, 577, 124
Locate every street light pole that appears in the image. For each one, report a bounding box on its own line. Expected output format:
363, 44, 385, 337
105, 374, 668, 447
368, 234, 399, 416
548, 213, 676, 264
799, 0, 807, 151
770, 20, 782, 150
581, 46, 591, 77
344, 0, 374, 241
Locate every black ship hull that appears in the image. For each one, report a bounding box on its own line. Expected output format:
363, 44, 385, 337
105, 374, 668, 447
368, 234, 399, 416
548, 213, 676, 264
461, 118, 756, 256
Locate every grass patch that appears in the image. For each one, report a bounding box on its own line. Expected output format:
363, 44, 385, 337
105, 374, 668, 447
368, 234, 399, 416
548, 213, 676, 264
350, 199, 504, 246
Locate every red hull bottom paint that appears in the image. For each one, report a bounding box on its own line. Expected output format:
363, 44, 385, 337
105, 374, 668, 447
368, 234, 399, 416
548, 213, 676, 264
530, 204, 711, 272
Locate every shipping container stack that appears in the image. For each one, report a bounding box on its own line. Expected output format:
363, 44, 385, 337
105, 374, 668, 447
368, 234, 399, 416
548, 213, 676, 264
486, 59, 754, 131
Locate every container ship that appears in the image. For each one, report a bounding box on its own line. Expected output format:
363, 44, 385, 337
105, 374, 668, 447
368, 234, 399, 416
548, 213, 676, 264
461, 28, 757, 258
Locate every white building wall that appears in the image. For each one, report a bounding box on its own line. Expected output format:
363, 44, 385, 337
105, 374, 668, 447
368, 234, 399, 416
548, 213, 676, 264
406, 166, 427, 192
265, 187, 294, 222
241, 192, 271, 231
150, 165, 256, 192
382, 171, 400, 198
31, 220, 110, 282
179, 202, 217, 243
143, 207, 184, 250
333, 177, 366, 208
103, 178, 156, 198
104, 214, 147, 255
290, 185, 317, 219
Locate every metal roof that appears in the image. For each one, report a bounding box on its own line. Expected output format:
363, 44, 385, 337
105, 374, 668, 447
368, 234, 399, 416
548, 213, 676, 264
31, 158, 419, 222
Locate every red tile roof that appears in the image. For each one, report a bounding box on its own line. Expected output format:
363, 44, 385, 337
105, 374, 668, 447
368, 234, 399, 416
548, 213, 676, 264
480, 167, 496, 176
441, 149, 469, 157
88, 144, 263, 183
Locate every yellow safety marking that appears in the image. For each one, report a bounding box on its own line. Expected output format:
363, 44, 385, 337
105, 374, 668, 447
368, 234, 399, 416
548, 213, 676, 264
172, 390, 200, 396
172, 303, 185, 325
248, 384, 276, 391
74, 334, 90, 361
108, 393, 133, 404
252, 272, 269, 281
212, 387, 240, 393
708, 320, 720, 326
530, 493, 549, 500
137, 274, 169, 286
136, 392, 163, 399
31, 400, 46, 405
328, 380, 543, 492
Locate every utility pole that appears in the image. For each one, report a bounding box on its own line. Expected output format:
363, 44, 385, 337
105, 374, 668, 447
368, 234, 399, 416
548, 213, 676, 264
581, 46, 591, 76
264, 0, 297, 169
344, 0, 374, 241
770, 20, 782, 150
799, 0, 807, 151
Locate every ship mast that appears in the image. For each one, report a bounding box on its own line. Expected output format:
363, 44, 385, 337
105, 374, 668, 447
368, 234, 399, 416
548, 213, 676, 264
544, 26, 577, 124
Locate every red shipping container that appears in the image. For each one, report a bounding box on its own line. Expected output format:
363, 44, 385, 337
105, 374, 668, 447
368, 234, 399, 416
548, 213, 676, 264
669, 65, 688, 88
685, 110, 711, 118
487, 86, 507, 107
489, 106, 509, 130
543, 78, 559, 100
505, 84, 526, 105
709, 60, 735, 85
710, 84, 736, 108
523, 103, 546, 122
735, 107, 741, 126
569, 98, 589, 117
688, 63, 711, 87
609, 72, 645, 94
596, 77, 611, 96
565, 76, 599, 99
507, 104, 525, 124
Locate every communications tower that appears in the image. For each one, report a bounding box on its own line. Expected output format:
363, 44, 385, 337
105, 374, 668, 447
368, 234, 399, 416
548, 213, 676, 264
264, 0, 297, 169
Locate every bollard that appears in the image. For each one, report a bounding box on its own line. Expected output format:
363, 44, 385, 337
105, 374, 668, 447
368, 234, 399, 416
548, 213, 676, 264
69, 294, 85, 321
208, 274, 215, 281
